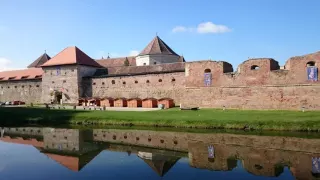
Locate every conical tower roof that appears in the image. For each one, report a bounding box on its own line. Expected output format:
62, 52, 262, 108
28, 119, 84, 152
27, 53, 51, 68
41, 46, 101, 67
139, 36, 179, 56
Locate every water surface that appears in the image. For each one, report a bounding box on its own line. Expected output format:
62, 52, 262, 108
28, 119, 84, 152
0, 126, 319, 180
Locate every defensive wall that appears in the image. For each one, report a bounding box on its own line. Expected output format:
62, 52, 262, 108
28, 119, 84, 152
0, 51, 320, 109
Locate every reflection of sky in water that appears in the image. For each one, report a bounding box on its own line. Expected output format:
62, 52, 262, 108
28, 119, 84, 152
0, 141, 296, 180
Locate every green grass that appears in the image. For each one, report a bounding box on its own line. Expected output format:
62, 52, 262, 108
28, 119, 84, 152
1, 107, 320, 131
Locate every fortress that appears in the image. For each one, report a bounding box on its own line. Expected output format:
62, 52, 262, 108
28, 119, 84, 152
0, 36, 320, 110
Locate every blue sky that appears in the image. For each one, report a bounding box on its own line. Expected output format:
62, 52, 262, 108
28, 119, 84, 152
0, 0, 320, 71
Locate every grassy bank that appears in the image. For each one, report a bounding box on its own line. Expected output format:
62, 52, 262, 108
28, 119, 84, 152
1, 107, 320, 131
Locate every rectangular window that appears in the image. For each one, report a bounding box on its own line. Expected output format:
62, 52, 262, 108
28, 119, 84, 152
204, 73, 212, 86
307, 67, 318, 81
56, 67, 61, 76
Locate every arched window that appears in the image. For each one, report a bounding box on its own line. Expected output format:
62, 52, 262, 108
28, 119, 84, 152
92, 82, 96, 85
171, 78, 176, 82
135, 80, 138, 84
111, 80, 115, 84
307, 61, 316, 67
123, 81, 126, 85
102, 82, 105, 85
146, 80, 150, 83
251, 65, 260, 70
204, 69, 211, 73
158, 79, 162, 82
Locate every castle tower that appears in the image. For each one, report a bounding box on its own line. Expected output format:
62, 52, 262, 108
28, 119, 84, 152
136, 36, 180, 66
40, 46, 101, 104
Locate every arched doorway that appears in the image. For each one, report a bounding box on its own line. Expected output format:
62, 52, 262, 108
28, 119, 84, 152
54, 91, 63, 104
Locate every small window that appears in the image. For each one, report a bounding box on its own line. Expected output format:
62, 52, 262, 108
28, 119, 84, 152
72, 69, 75, 72
123, 81, 126, 85
307, 61, 316, 67
143, 63, 146, 66
7, 86, 10, 89
135, 80, 138, 84
146, 80, 150, 83
102, 82, 105, 85
36, 85, 40, 87
1, 86, 3, 89
204, 69, 211, 73
154, 62, 157, 65
22, 85, 24, 88
171, 78, 176, 82
29, 85, 32, 88
63, 80, 66, 83
14, 86, 17, 88
251, 65, 260, 70
158, 79, 162, 82
52, 81, 55, 84
111, 80, 115, 84
65, 71, 67, 75
93, 82, 96, 85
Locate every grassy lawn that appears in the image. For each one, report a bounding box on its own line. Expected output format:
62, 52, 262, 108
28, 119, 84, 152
1, 107, 320, 131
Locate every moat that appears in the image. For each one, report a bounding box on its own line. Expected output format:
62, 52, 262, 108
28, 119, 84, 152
1, 126, 320, 180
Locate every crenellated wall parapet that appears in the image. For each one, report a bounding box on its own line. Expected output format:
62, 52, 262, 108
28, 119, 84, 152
185, 51, 320, 88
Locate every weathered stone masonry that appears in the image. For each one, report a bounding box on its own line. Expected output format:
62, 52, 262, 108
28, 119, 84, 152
0, 35, 319, 110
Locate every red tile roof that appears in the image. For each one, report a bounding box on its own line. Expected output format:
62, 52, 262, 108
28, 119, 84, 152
105, 62, 185, 76
0, 68, 43, 81
96, 56, 136, 67
44, 153, 80, 172
139, 36, 179, 56
41, 46, 101, 67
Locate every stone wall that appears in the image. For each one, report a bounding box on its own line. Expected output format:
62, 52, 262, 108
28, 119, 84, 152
0, 80, 42, 103
90, 72, 185, 103
41, 65, 97, 104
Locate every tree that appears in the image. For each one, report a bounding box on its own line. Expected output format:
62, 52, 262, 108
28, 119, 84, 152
124, 57, 130, 66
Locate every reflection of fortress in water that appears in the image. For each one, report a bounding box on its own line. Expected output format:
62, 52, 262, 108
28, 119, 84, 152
1, 127, 320, 179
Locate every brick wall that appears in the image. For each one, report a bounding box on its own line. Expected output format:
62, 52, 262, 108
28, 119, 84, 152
182, 51, 320, 109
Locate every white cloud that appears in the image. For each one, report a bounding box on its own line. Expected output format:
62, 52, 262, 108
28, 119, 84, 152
172, 26, 188, 33
197, 22, 231, 34
0, 58, 13, 71
129, 50, 139, 56
171, 21, 231, 34
0, 57, 22, 71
